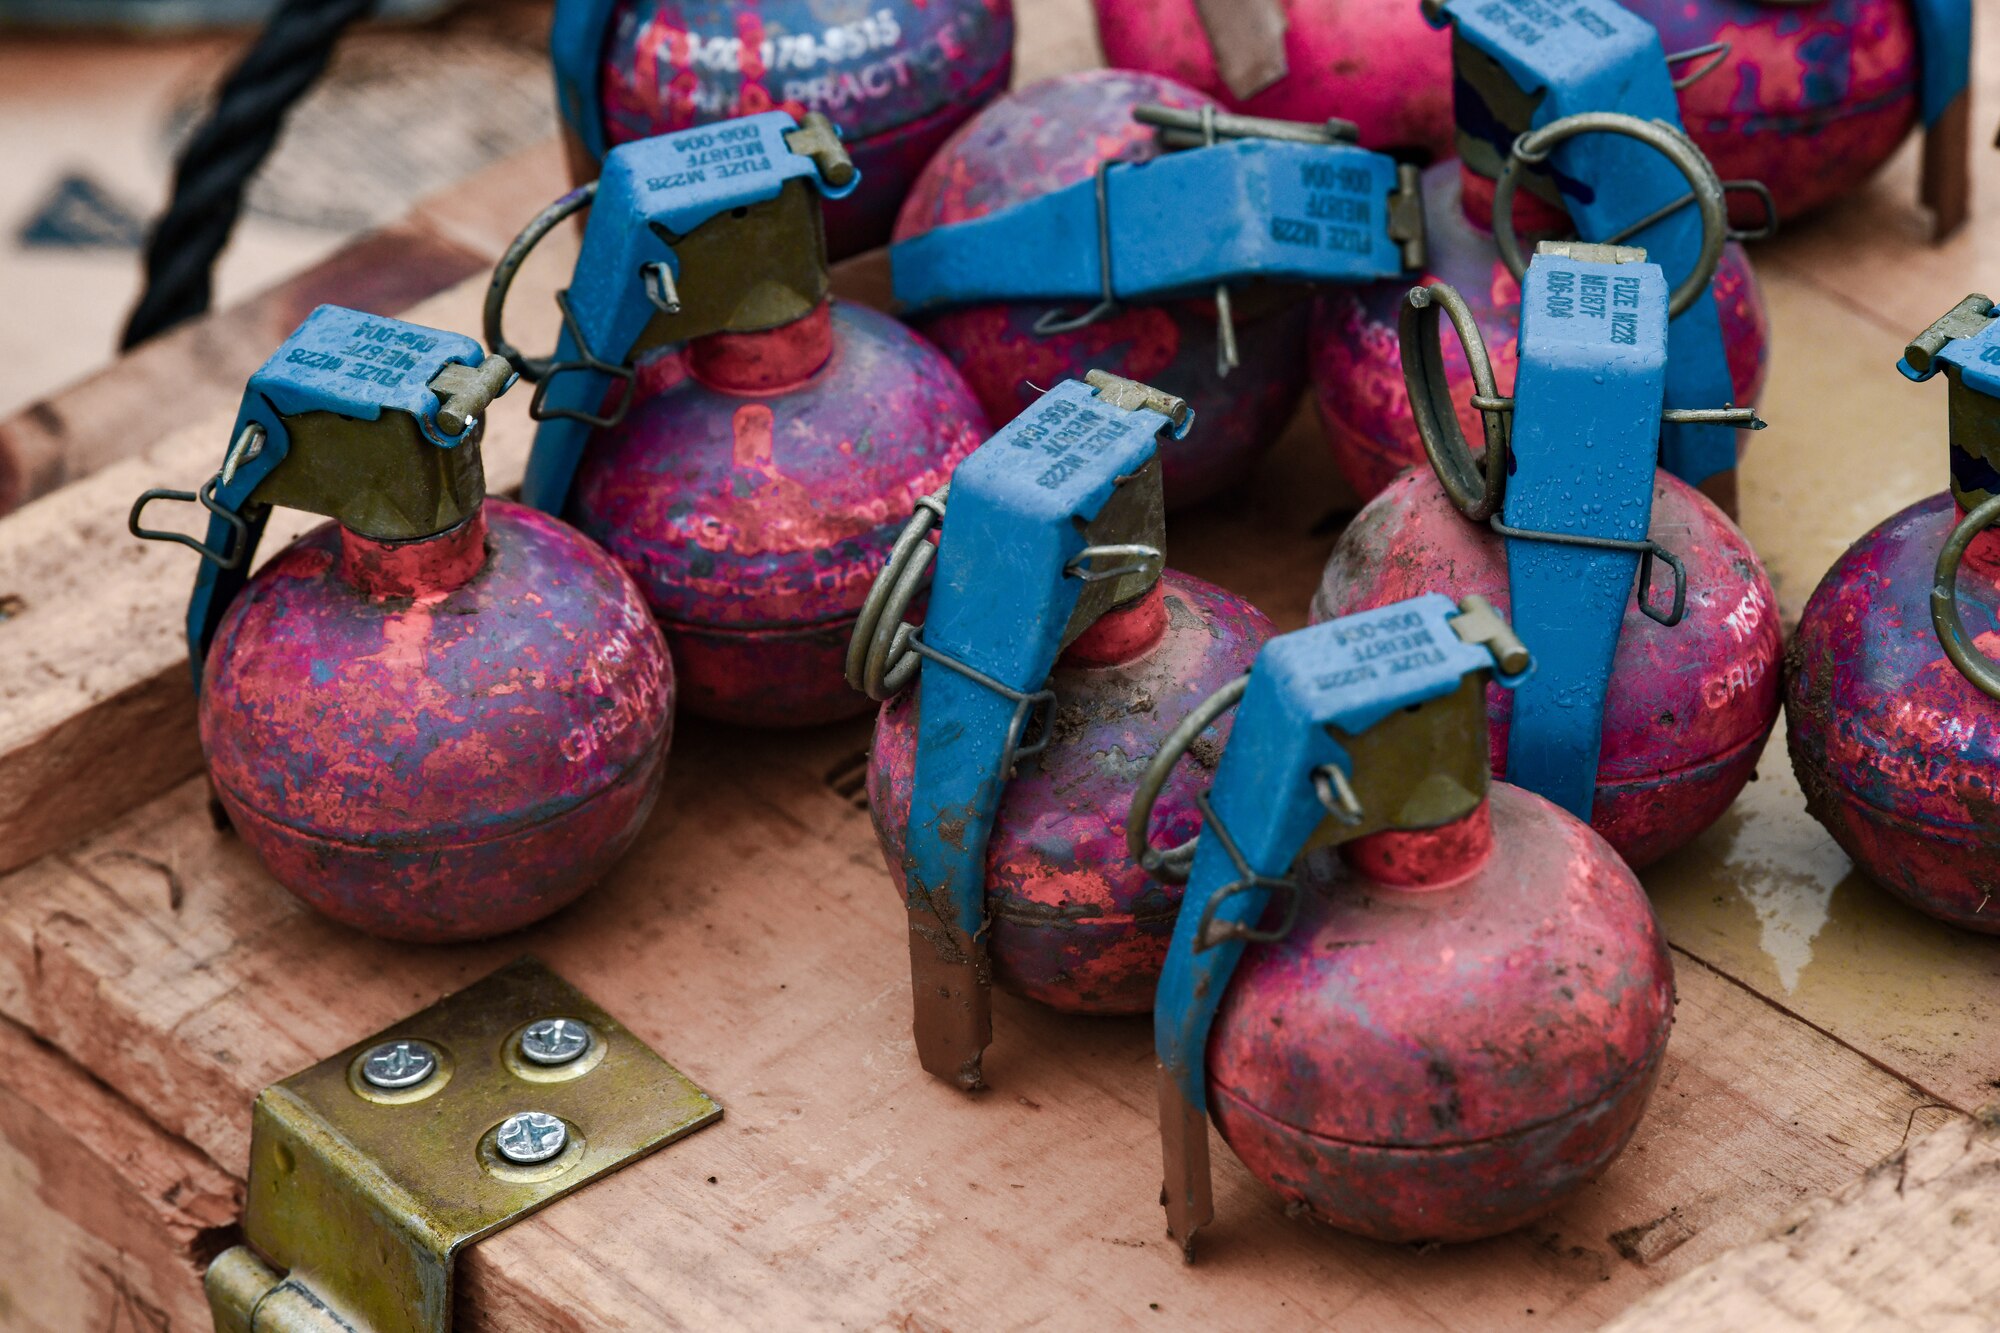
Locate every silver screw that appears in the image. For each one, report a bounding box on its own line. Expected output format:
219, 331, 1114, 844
519, 1017, 592, 1066
360, 1040, 438, 1090
495, 1111, 568, 1164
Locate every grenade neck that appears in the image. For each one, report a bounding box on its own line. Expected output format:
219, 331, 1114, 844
686, 299, 834, 394
338, 505, 488, 599
1456, 161, 1573, 240
1340, 798, 1495, 891
1060, 581, 1170, 668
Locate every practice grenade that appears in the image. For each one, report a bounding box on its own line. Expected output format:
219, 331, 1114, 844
127, 307, 673, 943
1312, 0, 1770, 514
1091, 0, 1455, 162
1139, 594, 1673, 1252
551, 0, 1015, 259
489, 110, 988, 728
1787, 296, 2000, 932
848, 372, 1271, 1088
891, 69, 1428, 509
1621, 0, 1971, 237
1315, 245, 1779, 869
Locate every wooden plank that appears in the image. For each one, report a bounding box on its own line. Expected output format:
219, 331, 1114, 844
0, 1012, 238, 1333
0, 741, 1946, 1330
1601, 1106, 2000, 1332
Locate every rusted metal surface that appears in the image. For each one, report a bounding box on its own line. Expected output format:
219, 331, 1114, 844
1091, 0, 1456, 159
1309, 162, 1771, 504
1787, 494, 2000, 931
201, 499, 673, 942
567, 299, 987, 727
867, 574, 1273, 1013
1207, 784, 1674, 1243
1625, 0, 1920, 226
891, 69, 1310, 509
1312, 468, 1781, 868
594, 0, 1016, 257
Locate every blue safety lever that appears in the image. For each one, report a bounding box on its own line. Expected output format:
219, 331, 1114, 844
1401, 241, 1763, 822
1131, 593, 1530, 1257
126, 305, 515, 692
482, 109, 859, 516
844, 370, 1187, 1089
1425, 0, 1762, 497
889, 103, 1426, 371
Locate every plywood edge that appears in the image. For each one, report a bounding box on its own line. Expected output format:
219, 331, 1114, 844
1600, 1104, 2000, 1331
0, 1009, 238, 1332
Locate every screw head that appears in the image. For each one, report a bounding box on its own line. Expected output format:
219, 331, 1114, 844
360, 1040, 438, 1090
519, 1017, 592, 1066
495, 1111, 568, 1164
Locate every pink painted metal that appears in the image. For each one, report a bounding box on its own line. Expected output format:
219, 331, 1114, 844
1787, 494, 2000, 931
1207, 782, 1675, 1243
1310, 162, 1771, 504
566, 299, 987, 728
1312, 468, 1782, 868
201, 499, 674, 943
1091, 0, 1456, 160
867, 575, 1274, 1013
892, 69, 1311, 510
597, 0, 1016, 258
1625, 0, 1920, 226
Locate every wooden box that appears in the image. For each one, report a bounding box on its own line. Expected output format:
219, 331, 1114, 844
3, 3, 2000, 1327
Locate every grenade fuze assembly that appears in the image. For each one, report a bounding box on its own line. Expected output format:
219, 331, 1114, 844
1140, 596, 1672, 1252
850, 372, 1270, 1089
891, 70, 1427, 508
130, 306, 674, 941
1313, 0, 1770, 513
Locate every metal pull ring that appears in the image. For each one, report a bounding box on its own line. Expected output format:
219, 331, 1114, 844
1492, 111, 1728, 321
1400, 281, 1511, 522
1932, 492, 2000, 702
845, 487, 949, 701
129, 475, 251, 569
1125, 673, 1249, 884
484, 181, 597, 383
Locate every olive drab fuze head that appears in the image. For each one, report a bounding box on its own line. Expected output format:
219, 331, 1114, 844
489, 108, 989, 728
549, 0, 1016, 258
1090, 0, 1457, 162
1787, 295, 2000, 932
1310, 0, 1773, 517
1141, 595, 1673, 1254
889, 69, 1428, 509
129, 306, 673, 942
848, 371, 1272, 1090
1314, 244, 1780, 869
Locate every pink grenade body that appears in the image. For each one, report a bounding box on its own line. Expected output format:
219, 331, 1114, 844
1311, 163, 1771, 504
867, 576, 1273, 1012
1092, 0, 1454, 160
567, 301, 987, 728
595, 0, 1015, 258
200, 499, 673, 943
1625, 0, 1919, 226
1208, 784, 1675, 1242
1312, 469, 1781, 868
892, 69, 1311, 510
1786, 494, 2000, 931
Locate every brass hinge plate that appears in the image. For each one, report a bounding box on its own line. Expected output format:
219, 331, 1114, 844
205, 957, 721, 1333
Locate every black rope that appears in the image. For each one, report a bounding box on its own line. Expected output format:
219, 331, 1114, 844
121, 0, 376, 350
